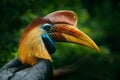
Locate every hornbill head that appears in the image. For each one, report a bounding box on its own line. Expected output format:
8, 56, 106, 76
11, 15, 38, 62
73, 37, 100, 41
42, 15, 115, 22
18, 10, 100, 65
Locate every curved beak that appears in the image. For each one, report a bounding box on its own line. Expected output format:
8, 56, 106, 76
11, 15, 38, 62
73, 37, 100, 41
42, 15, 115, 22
49, 24, 100, 52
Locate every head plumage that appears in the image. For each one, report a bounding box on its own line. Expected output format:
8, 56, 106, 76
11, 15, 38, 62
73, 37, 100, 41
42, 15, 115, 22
18, 10, 85, 65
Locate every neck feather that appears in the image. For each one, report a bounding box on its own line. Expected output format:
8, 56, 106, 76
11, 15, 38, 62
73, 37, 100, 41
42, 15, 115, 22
18, 27, 52, 65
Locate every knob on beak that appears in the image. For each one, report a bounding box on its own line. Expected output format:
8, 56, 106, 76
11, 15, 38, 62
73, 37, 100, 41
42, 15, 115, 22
49, 24, 100, 52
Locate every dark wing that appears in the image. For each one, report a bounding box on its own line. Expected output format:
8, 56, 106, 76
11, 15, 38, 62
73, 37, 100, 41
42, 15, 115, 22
0, 58, 53, 80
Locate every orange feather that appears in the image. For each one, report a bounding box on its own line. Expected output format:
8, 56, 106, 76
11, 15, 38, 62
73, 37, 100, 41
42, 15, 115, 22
18, 10, 78, 65
19, 26, 52, 65
19, 19, 52, 65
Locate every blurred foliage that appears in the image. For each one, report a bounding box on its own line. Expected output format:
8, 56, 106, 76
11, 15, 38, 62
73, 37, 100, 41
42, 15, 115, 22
0, 0, 120, 80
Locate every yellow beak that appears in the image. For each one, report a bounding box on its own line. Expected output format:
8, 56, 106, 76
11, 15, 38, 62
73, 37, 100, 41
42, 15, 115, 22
49, 24, 100, 52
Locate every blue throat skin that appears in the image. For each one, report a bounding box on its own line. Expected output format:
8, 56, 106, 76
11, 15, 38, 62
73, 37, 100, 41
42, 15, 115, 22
40, 23, 56, 54
42, 33, 56, 54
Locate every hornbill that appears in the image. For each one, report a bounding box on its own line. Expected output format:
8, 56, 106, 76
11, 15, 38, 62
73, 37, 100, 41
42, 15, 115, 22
0, 10, 99, 80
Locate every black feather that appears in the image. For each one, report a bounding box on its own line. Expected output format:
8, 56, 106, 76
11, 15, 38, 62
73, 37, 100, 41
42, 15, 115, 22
0, 58, 53, 80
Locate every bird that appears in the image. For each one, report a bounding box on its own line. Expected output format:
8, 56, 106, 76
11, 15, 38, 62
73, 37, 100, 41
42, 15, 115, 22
0, 10, 100, 80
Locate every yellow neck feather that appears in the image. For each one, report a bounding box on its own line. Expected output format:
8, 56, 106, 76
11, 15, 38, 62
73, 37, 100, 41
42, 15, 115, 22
18, 27, 52, 65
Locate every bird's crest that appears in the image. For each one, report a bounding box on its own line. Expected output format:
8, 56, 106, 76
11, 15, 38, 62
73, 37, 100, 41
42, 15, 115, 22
44, 10, 78, 26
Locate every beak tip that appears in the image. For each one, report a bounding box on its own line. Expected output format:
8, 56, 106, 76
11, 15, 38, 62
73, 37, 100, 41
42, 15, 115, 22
94, 46, 100, 52
96, 48, 100, 52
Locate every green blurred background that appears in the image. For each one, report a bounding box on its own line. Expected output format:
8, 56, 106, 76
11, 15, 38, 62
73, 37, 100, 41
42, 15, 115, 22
0, 0, 120, 80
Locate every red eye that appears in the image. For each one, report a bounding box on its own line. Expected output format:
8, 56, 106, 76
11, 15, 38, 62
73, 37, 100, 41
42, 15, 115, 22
45, 26, 50, 30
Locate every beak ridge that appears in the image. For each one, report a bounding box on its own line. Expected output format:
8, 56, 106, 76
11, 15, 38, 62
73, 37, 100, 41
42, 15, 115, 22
49, 24, 100, 52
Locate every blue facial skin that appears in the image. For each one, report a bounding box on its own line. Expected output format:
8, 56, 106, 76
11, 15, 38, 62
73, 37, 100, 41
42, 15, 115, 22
41, 23, 56, 54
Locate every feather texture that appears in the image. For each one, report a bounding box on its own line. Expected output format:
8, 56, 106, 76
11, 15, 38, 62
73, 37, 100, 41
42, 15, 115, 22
18, 10, 78, 65
19, 26, 52, 65
20, 18, 51, 43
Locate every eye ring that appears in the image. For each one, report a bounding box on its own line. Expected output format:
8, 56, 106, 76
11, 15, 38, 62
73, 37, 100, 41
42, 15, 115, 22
41, 23, 53, 32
